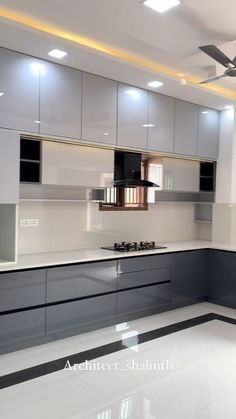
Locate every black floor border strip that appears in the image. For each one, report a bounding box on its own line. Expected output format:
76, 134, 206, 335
0, 312, 227, 390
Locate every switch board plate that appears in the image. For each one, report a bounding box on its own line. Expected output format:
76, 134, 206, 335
20, 218, 40, 227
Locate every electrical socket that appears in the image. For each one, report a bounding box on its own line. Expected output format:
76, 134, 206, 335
20, 218, 40, 227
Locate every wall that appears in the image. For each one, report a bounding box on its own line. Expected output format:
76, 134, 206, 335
18, 201, 198, 254
212, 108, 236, 244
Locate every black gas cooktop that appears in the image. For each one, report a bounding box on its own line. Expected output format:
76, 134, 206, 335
102, 241, 167, 253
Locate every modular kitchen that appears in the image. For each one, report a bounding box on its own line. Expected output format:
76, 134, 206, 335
1, 1, 236, 417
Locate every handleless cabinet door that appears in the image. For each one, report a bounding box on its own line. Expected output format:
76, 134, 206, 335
0, 48, 40, 132
40, 61, 82, 139
47, 261, 117, 303
174, 99, 198, 156
0, 309, 46, 349
82, 73, 117, 145
46, 294, 116, 335
0, 269, 46, 312
198, 107, 219, 159
0, 129, 20, 204
148, 92, 174, 153
117, 283, 170, 318
170, 250, 207, 304
118, 254, 169, 274
208, 250, 236, 307
117, 83, 148, 150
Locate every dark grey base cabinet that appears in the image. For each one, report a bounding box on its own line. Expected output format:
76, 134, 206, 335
47, 261, 117, 302
117, 283, 170, 318
208, 250, 236, 308
0, 269, 46, 350
0, 249, 214, 353
0, 309, 45, 347
0, 269, 46, 311
170, 250, 208, 304
46, 294, 116, 335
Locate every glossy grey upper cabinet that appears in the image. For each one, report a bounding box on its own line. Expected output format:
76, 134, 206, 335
174, 99, 198, 156
117, 83, 148, 150
147, 92, 174, 153
198, 107, 219, 160
0, 48, 40, 132
82, 73, 117, 145
39, 61, 82, 139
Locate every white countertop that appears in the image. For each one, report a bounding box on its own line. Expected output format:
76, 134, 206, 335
1, 240, 236, 272
0, 240, 212, 272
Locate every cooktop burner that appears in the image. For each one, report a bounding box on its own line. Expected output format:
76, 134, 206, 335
102, 241, 167, 252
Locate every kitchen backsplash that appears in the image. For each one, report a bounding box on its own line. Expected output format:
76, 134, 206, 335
18, 201, 210, 254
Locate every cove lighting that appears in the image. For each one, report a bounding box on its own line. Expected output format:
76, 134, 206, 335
147, 80, 163, 88
48, 49, 67, 59
142, 0, 180, 13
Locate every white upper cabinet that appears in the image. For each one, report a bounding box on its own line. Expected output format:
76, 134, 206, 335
174, 99, 198, 157
0, 129, 20, 204
117, 83, 148, 150
82, 73, 117, 145
42, 141, 114, 188
147, 92, 174, 153
0, 48, 40, 132
162, 157, 200, 192
198, 107, 219, 160
39, 61, 82, 139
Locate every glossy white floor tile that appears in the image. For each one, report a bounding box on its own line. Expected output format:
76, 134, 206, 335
1, 302, 236, 376
1, 308, 236, 418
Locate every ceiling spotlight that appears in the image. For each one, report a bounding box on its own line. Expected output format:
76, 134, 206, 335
147, 80, 163, 88
48, 49, 68, 59
142, 0, 180, 13
0, 92, 4, 97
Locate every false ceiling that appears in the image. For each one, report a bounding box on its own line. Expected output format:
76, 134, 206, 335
0, 0, 236, 109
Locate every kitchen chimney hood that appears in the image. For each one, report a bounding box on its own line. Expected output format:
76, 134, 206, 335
114, 151, 158, 188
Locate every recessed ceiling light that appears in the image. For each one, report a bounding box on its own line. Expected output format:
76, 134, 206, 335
224, 105, 233, 110
104, 132, 109, 136
142, 124, 155, 127
201, 111, 209, 114
34, 120, 41, 124
0, 92, 4, 97
48, 49, 67, 59
147, 80, 163, 88
142, 0, 180, 13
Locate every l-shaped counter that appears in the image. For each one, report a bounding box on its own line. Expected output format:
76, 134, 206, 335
0, 239, 236, 354
2, 239, 236, 272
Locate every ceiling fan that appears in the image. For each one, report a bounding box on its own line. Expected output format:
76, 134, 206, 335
198, 45, 236, 84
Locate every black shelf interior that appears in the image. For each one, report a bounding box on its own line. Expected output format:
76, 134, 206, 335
200, 162, 215, 192
20, 139, 41, 183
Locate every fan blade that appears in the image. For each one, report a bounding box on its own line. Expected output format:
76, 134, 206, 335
198, 74, 226, 84
199, 45, 234, 68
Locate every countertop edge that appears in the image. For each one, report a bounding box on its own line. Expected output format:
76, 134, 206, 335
0, 241, 213, 272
